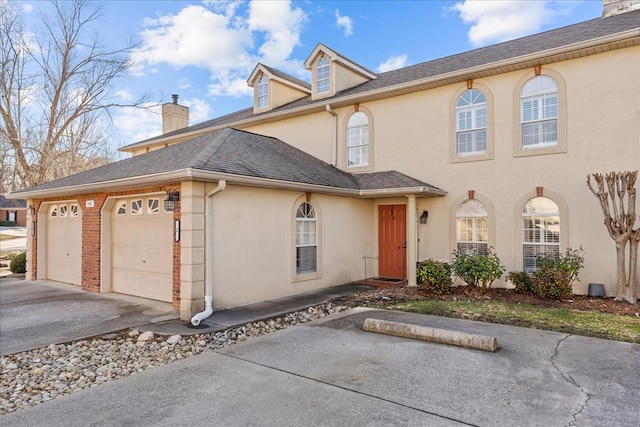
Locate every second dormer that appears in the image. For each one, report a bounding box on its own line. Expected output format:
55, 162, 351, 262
247, 64, 311, 114
304, 43, 377, 100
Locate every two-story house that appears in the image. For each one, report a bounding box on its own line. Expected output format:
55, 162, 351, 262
10, 3, 640, 321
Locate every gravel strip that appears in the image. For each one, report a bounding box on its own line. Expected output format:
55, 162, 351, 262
0, 302, 349, 415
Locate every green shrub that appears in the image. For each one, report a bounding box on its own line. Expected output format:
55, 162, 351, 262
508, 271, 533, 293
531, 267, 572, 300
9, 252, 26, 274
451, 248, 505, 288
417, 259, 452, 294
531, 247, 585, 301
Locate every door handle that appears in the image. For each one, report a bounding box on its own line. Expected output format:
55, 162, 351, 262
398, 242, 407, 249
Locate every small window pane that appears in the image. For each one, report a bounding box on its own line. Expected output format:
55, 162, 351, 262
147, 199, 159, 214
116, 202, 127, 216
131, 200, 143, 215
70, 204, 79, 217
59, 205, 68, 218
50, 206, 58, 217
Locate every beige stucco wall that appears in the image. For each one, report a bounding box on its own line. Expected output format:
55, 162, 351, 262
208, 184, 375, 309
239, 45, 639, 296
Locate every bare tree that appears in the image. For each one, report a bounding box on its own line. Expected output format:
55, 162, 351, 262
0, 0, 149, 192
586, 171, 639, 304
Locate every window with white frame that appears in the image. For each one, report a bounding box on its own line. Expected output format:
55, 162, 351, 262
296, 202, 317, 274
131, 199, 143, 215
50, 206, 58, 217
70, 204, 79, 217
521, 76, 558, 148
116, 201, 127, 216
456, 89, 487, 155
522, 197, 560, 272
147, 198, 159, 214
316, 57, 330, 94
456, 199, 488, 255
59, 204, 68, 218
257, 75, 269, 109
347, 112, 369, 167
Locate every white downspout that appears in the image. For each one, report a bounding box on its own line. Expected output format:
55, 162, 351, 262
325, 104, 338, 166
191, 179, 227, 326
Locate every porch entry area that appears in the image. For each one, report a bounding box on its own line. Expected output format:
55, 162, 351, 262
378, 204, 406, 279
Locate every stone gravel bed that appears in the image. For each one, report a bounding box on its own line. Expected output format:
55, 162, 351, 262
0, 302, 349, 415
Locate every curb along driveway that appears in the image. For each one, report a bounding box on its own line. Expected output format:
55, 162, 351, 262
2, 308, 638, 426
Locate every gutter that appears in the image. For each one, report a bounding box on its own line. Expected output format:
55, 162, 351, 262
191, 179, 227, 326
325, 104, 338, 166
8, 168, 447, 200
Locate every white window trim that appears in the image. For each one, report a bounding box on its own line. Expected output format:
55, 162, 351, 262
455, 199, 489, 255
456, 89, 487, 156
316, 57, 330, 95
449, 83, 494, 163
292, 196, 322, 282
257, 75, 269, 109
347, 112, 370, 168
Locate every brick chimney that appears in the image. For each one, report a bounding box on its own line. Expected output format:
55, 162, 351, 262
602, 0, 640, 17
161, 94, 189, 134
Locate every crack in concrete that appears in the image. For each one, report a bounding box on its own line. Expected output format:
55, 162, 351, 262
550, 334, 592, 427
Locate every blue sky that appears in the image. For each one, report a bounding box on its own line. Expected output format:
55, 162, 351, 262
19, 0, 604, 150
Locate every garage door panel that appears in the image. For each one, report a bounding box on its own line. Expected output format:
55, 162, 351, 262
111, 198, 173, 303
46, 207, 82, 286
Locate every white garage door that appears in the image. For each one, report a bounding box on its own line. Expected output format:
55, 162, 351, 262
111, 197, 173, 302
47, 203, 82, 285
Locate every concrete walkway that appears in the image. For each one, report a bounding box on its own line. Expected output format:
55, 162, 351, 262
2, 308, 638, 426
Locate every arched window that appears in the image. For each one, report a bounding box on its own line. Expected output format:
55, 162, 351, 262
456, 89, 487, 155
521, 76, 558, 148
522, 197, 560, 272
257, 75, 268, 108
316, 57, 330, 94
296, 202, 317, 273
456, 199, 488, 255
347, 112, 369, 167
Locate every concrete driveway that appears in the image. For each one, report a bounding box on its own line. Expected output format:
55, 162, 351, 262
2, 308, 638, 426
0, 279, 178, 355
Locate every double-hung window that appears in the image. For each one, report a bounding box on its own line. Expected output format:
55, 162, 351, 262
522, 197, 560, 272
296, 202, 317, 274
456, 199, 488, 255
521, 76, 558, 148
456, 89, 487, 155
316, 57, 330, 94
257, 75, 268, 109
347, 112, 369, 167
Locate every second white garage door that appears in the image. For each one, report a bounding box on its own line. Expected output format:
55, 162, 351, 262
111, 197, 173, 302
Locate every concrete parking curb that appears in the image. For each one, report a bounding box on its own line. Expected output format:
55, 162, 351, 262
363, 317, 499, 352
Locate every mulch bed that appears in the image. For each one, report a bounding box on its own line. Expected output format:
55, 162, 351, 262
332, 285, 640, 317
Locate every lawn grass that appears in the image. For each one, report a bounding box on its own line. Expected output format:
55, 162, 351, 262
387, 300, 640, 343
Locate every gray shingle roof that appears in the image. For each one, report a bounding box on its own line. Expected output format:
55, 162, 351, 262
0, 195, 26, 208
15, 128, 443, 196
131, 10, 639, 147
260, 64, 311, 90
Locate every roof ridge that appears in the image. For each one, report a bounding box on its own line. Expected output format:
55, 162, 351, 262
187, 127, 234, 169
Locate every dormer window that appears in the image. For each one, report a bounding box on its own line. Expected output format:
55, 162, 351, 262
257, 75, 269, 109
316, 57, 330, 94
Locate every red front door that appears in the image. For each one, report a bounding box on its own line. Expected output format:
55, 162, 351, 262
378, 205, 406, 279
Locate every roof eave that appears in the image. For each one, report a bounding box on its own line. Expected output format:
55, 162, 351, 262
122, 29, 639, 153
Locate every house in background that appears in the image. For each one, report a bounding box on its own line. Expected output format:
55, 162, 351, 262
0, 195, 27, 227
8, 2, 640, 321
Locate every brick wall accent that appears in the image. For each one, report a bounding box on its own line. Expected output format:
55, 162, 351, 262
30, 184, 182, 309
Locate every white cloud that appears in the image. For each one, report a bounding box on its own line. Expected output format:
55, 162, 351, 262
112, 103, 162, 145
451, 0, 559, 46
131, 1, 307, 101
334, 9, 353, 36
376, 54, 408, 73
115, 90, 133, 101
248, 1, 306, 68
178, 78, 191, 90
181, 98, 213, 123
